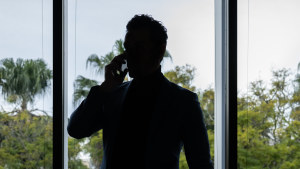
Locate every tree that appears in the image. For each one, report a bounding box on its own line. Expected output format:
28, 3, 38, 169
0, 58, 87, 168
164, 64, 196, 92
0, 58, 52, 112
68, 137, 88, 169
83, 131, 104, 169
199, 88, 215, 130
237, 68, 300, 169
0, 58, 54, 168
0, 110, 53, 168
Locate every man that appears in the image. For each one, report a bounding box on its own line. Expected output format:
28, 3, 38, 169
67, 14, 213, 169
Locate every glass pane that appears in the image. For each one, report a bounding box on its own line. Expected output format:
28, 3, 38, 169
0, 0, 53, 168
67, 0, 214, 168
238, 0, 300, 168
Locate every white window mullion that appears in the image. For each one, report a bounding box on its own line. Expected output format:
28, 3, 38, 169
215, 0, 228, 168
63, 0, 68, 168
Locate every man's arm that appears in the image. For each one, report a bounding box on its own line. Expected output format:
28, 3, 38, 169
67, 85, 108, 139
68, 53, 128, 139
181, 93, 213, 169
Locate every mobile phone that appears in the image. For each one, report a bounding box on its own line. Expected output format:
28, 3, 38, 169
121, 59, 127, 72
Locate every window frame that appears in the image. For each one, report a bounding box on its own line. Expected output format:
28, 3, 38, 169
215, 0, 237, 169
53, 0, 68, 168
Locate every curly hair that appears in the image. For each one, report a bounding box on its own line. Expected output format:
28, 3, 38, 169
126, 14, 168, 45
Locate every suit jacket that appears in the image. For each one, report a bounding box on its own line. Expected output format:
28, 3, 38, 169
67, 75, 213, 169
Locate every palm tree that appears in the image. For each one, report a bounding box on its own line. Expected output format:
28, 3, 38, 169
73, 39, 172, 106
0, 58, 52, 112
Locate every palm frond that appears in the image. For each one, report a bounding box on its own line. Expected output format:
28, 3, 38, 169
113, 39, 125, 55
86, 54, 102, 67
102, 52, 115, 65
73, 75, 98, 107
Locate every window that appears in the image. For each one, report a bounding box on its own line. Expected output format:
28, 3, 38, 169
66, 0, 215, 168
0, 0, 53, 168
238, 0, 300, 168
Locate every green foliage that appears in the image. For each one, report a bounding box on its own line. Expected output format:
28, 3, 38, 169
0, 111, 53, 168
68, 137, 88, 169
0, 46, 298, 169
73, 75, 98, 106
0, 111, 87, 168
179, 151, 189, 169
199, 88, 215, 130
0, 58, 89, 168
237, 68, 300, 169
207, 129, 215, 163
164, 64, 196, 92
83, 131, 104, 169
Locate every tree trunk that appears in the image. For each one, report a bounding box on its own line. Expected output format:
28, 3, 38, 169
21, 99, 27, 111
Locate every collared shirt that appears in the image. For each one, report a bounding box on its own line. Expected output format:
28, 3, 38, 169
109, 67, 164, 169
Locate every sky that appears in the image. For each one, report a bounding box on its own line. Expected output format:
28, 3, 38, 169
238, 0, 300, 93
0, 0, 299, 117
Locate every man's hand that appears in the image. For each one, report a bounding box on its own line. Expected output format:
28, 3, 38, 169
100, 53, 128, 92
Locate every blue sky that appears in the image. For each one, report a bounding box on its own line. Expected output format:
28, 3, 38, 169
0, 0, 299, 116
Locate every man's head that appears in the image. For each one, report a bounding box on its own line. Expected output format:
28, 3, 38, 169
124, 14, 168, 78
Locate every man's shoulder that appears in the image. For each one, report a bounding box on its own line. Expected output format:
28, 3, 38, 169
118, 78, 198, 100
165, 79, 197, 101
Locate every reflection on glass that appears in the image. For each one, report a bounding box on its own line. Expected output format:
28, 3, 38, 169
238, 0, 300, 168
67, 0, 214, 168
0, 0, 53, 168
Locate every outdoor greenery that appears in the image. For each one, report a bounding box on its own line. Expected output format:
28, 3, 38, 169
0, 43, 299, 168
0, 58, 87, 168
237, 68, 300, 168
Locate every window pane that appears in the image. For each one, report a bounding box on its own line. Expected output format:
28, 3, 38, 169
67, 0, 214, 168
238, 0, 300, 168
0, 0, 53, 168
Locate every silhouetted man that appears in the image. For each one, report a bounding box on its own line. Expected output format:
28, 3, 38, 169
68, 14, 213, 169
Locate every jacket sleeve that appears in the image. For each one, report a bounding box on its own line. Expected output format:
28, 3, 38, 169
67, 85, 108, 139
181, 93, 214, 169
